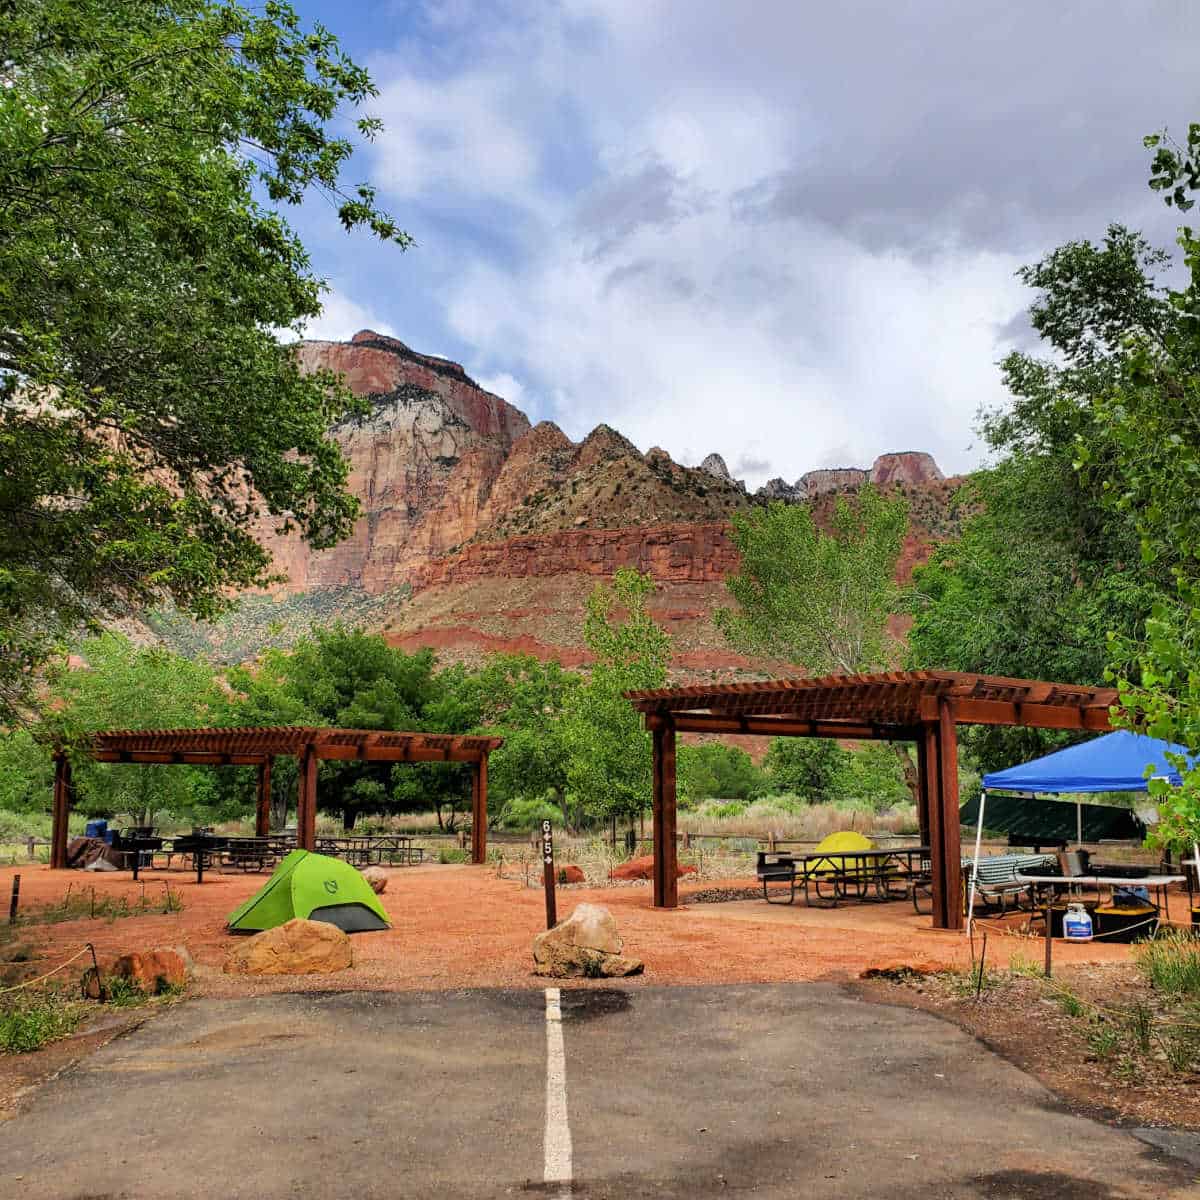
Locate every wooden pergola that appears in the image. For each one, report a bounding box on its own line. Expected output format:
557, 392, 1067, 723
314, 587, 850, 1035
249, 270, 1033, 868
50, 726, 503, 871
625, 670, 1118, 929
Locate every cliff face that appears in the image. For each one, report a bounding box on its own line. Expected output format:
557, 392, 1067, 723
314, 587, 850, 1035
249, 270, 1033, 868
241, 331, 958, 675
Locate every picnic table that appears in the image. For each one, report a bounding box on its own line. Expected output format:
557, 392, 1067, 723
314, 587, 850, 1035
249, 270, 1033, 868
314, 835, 424, 867
1016, 871, 1185, 913
757, 846, 931, 908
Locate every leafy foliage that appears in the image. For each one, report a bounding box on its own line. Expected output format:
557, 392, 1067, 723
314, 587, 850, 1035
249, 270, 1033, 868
0, 0, 410, 722
761, 738, 845, 799
677, 743, 765, 803
909, 226, 1172, 771
718, 488, 908, 673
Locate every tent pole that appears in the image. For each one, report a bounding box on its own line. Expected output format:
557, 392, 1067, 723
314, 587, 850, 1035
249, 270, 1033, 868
966, 790, 986, 938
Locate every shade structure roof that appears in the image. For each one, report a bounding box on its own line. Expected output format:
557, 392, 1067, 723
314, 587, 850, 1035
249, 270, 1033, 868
626, 670, 1117, 737
88, 726, 503, 765
982, 729, 1193, 794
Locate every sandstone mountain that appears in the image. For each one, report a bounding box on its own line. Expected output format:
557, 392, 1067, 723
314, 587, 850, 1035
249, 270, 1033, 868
171, 331, 961, 675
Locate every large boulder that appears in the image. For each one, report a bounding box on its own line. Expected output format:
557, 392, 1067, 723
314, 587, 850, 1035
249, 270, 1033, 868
532, 903, 644, 978
361, 866, 388, 894
611, 854, 697, 882
558, 864, 586, 884
223, 918, 352, 976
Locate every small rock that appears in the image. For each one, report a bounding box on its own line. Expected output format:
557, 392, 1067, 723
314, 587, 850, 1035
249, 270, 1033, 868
108, 949, 188, 995
558, 865, 586, 884
224, 918, 352, 976
532, 903, 644, 978
361, 866, 388, 894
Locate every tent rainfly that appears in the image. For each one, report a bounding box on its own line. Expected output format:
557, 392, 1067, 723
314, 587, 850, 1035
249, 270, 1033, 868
227, 850, 390, 933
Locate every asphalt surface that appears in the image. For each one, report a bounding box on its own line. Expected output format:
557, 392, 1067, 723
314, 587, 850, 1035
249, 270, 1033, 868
0, 984, 1196, 1199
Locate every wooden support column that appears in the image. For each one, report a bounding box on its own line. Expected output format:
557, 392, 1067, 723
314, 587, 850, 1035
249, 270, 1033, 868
915, 733, 931, 848
50, 753, 71, 870
471, 756, 488, 865
652, 721, 678, 908
923, 722, 947, 929
298, 745, 318, 851
255, 757, 273, 837
937, 697, 963, 931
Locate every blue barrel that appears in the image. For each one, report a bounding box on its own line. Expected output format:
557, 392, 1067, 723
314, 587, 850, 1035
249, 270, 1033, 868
85, 818, 108, 840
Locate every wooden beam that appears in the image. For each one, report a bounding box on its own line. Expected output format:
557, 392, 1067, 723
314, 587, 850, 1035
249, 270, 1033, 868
314, 745, 481, 763
471, 756, 488, 865
91, 751, 269, 765
936, 698, 963, 931
298, 744, 318, 851
256, 757, 272, 838
919, 695, 1112, 731
654, 713, 903, 740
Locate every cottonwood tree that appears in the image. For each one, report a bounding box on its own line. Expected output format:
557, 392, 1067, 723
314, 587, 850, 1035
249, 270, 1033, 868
0, 0, 410, 722
716, 489, 919, 798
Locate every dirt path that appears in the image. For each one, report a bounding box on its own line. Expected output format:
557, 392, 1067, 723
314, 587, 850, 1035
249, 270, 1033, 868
0, 862, 1154, 997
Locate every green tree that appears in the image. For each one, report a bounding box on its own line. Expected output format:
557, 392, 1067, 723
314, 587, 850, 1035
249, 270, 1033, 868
560, 569, 670, 829
1084, 127, 1200, 854
44, 633, 232, 825
717, 489, 908, 673
228, 627, 459, 830
761, 737, 847, 800
717, 488, 917, 799
0, 0, 410, 723
908, 225, 1171, 771
677, 743, 765, 803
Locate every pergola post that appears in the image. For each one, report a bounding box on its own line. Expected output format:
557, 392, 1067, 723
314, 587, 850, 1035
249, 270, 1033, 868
937, 698, 963, 930
298, 744, 318, 851
915, 733, 931, 847
923, 722, 950, 928
255, 757, 273, 837
651, 720, 678, 908
50, 753, 71, 870
471, 755, 488, 865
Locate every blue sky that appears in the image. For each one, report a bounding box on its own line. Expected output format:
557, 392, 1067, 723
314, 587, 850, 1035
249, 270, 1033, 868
283, 0, 1198, 488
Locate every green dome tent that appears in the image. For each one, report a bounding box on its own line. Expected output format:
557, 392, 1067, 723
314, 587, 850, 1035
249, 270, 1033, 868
227, 850, 390, 934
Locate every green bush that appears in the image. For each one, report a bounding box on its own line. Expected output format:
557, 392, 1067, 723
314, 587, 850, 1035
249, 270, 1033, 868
0, 988, 84, 1053
678, 743, 765, 802
438, 846, 468, 864
1136, 931, 1200, 998
497, 794, 564, 832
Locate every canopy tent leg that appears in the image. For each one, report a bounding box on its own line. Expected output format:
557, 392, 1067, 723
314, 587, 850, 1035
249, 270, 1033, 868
256, 757, 273, 838
966, 790, 987, 937
471, 757, 488, 865
652, 722, 678, 908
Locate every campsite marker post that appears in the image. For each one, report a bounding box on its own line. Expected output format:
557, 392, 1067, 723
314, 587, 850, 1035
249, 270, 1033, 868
8, 875, 19, 925
542, 819, 557, 930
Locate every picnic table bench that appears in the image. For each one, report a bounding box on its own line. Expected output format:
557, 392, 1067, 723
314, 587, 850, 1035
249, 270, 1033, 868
756, 846, 932, 908
314, 835, 424, 867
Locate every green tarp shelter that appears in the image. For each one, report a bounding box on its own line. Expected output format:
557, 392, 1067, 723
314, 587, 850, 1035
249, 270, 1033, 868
958, 791, 1145, 844
227, 850, 390, 934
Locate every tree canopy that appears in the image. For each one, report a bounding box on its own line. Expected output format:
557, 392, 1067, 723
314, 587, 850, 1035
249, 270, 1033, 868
0, 0, 409, 722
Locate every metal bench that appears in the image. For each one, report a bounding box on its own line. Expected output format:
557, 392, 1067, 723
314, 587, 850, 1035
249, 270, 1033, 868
756, 851, 798, 904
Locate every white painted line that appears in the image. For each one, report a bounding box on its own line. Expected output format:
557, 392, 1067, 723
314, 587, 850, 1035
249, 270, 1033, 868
543, 987, 573, 1195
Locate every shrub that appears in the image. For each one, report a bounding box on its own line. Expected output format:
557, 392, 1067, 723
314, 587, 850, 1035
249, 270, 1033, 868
0, 988, 84, 1053
498, 795, 564, 832
438, 846, 468, 864
1136, 931, 1200, 998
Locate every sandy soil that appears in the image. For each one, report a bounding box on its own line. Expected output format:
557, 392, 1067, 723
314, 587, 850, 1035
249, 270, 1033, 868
0, 861, 1163, 998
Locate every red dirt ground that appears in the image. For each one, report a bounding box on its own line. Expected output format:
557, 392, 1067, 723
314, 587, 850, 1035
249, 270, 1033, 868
0, 862, 1163, 998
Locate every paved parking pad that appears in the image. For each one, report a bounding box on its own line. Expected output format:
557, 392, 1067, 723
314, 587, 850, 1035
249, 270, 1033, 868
0, 984, 1195, 1199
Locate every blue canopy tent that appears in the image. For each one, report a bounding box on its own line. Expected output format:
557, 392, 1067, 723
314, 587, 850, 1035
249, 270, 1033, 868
963, 730, 1194, 932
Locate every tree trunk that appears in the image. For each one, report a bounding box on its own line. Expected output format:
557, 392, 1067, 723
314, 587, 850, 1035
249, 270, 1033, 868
342, 807, 358, 832
888, 740, 921, 805
270, 789, 288, 832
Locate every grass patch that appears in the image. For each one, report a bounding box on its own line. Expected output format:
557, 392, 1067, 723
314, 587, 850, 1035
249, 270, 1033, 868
1135, 930, 1200, 998
18, 883, 184, 927
437, 847, 468, 865
0, 986, 85, 1053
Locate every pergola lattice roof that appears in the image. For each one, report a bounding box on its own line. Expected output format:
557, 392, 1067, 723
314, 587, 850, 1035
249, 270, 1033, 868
626, 670, 1117, 737
89, 726, 503, 765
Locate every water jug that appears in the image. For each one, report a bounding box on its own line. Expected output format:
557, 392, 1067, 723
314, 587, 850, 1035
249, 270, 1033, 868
1063, 902, 1093, 942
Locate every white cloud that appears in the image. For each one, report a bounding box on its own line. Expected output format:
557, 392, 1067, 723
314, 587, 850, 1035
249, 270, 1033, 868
317, 0, 1200, 489
300, 291, 396, 342
475, 371, 527, 407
